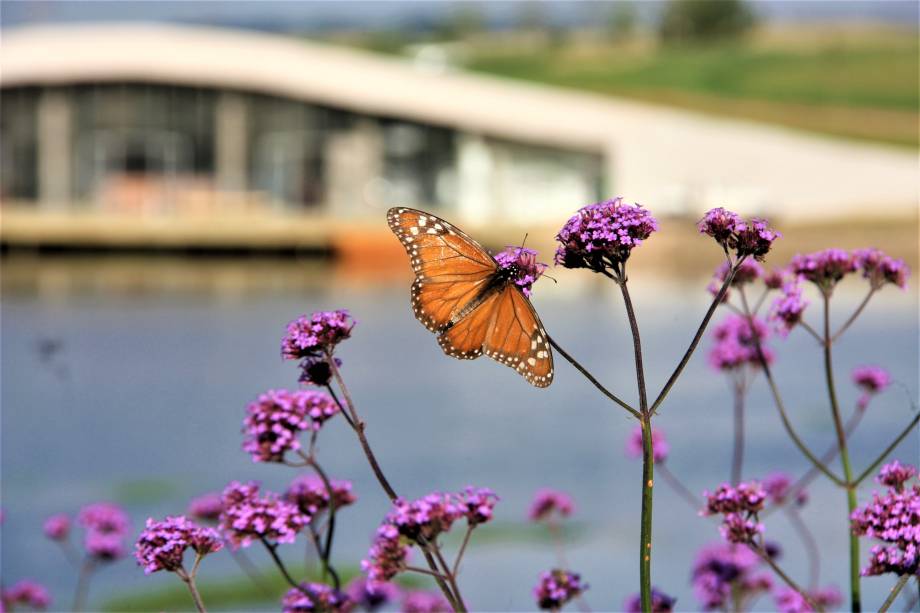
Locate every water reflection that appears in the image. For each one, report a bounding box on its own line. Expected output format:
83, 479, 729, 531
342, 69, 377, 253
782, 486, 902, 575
2, 256, 917, 611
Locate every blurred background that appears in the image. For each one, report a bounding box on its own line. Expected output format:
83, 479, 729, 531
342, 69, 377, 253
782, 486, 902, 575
1, 1, 917, 611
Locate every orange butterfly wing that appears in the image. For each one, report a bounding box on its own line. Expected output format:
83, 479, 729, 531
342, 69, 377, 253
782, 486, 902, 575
387, 207, 553, 388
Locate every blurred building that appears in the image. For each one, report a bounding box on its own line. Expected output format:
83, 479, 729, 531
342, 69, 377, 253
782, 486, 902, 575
0, 24, 916, 250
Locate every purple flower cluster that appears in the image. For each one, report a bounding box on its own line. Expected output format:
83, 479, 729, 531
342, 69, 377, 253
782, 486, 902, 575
188, 492, 223, 522
697, 208, 780, 261
625, 425, 669, 464
281, 582, 348, 613
299, 356, 342, 387
242, 389, 339, 463
282, 310, 354, 361
703, 482, 766, 544
495, 246, 548, 297
43, 513, 71, 541
850, 461, 920, 576
708, 315, 773, 372
361, 523, 410, 584
769, 280, 809, 337
762, 472, 808, 508
456, 486, 500, 525
790, 249, 856, 290
855, 248, 910, 290
402, 590, 452, 613
691, 543, 772, 610
134, 515, 223, 574
1, 580, 52, 610
528, 489, 575, 522
219, 481, 309, 549
554, 197, 658, 272
624, 587, 676, 612
78, 502, 131, 561
285, 475, 357, 517
344, 577, 400, 612
851, 365, 892, 409
774, 585, 842, 613
533, 569, 588, 610
707, 259, 764, 299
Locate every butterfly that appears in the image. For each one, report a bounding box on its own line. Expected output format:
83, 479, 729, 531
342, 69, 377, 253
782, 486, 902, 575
387, 207, 554, 387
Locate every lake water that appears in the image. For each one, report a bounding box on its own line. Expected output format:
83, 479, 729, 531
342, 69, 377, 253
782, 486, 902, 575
2, 255, 918, 612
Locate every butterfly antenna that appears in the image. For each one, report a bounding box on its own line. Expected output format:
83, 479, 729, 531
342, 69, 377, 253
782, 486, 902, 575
520, 233, 529, 250
542, 272, 559, 284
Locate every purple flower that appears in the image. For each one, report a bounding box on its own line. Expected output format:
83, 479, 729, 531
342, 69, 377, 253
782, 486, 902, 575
77, 502, 130, 536
851, 365, 892, 410
1, 580, 52, 610
533, 569, 588, 610
282, 310, 354, 361
285, 475, 357, 517
402, 590, 452, 613
692, 543, 770, 610
386, 493, 463, 542
188, 492, 223, 523
554, 197, 658, 273
527, 489, 575, 522
876, 460, 917, 492
698, 208, 780, 261
708, 315, 773, 372
790, 249, 856, 291
763, 268, 785, 289
774, 585, 840, 613
762, 472, 806, 507
242, 389, 339, 463
719, 513, 763, 544
219, 481, 309, 549
625, 425, 669, 464
703, 482, 766, 515
344, 577, 400, 612
769, 280, 809, 337
43, 513, 71, 541
298, 356, 342, 387
494, 246, 548, 297
855, 248, 910, 290
850, 466, 919, 576
85, 530, 128, 561
134, 515, 223, 574
624, 587, 676, 612
281, 582, 348, 613
456, 486, 499, 525
361, 523, 409, 584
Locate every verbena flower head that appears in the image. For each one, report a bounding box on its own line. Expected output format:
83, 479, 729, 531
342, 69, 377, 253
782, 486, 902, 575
703, 482, 766, 515
1, 580, 52, 610
707, 259, 763, 299
764, 268, 785, 290
625, 425, 669, 464
298, 356, 342, 387
457, 486, 499, 525
282, 310, 354, 361
708, 315, 773, 372
242, 389, 339, 463
719, 513, 763, 544
219, 480, 309, 549
281, 582, 348, 613
78, 502, 130, 536
774, 585, 842, 613
188, 492, 223, 523
285, 475, 357, 517
698, 208, 779, 261
876, 460, 917, 492
361, 523, 410, 585
769, 280, 809, 337
692, 543, 770, 610
527, 489, 575, 522
494, 246, 548, 297
134, 515, 223, 574
624, 587, 676, 612
533, 569, 588, 611
85, 531, 128, 561
790, 249, 857, 291
402, 590, 452, 613
386, 493, 463, 542
43, 513, 71, 541
762, 472, 806, 507
855, 248, 910, 290
344, 577, 400, 612
554, 197, 658, 273
850, 463, 919, 576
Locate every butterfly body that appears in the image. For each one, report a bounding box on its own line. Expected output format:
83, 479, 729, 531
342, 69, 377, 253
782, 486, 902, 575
387, 207, 554, 387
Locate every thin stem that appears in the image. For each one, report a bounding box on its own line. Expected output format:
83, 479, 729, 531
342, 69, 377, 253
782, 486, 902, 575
72, 557, 95, 612
657, 464, 700, 510
822, 293, 861, 612
324, 385, 356, 431
785, 507, 821, 589
639, 415, 655, 612
56, 539, 82, 570
434, 546, 467, 613
749, 542, 820, 611
880, 575, 912, 613
650, 257, 740, 413
177, 557, 208, 613
547, 336, 639, 419
260, 537, 304, 592
831, 287, 876, 343
421, 547, 462, 611
298, 451, 341, 590
752, 287, 770, 315
738, 288, 845, 487
405, 565, 452, 580
619, 279, 648, 413
799, 320, 824, 344
731, 379, 745, 485
452, 526, 475, 577
228, 548, 273, 597
853, 411, 920, 486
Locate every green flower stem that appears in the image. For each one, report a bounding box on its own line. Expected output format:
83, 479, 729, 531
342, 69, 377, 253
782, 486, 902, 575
879, 574, 911, 613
